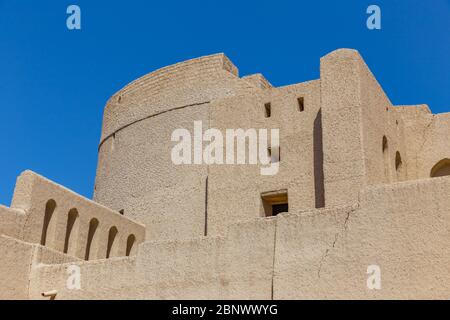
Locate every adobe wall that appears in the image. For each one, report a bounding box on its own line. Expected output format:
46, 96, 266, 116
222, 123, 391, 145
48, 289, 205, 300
2, 49, 450, 300
397, 106, 450, 179
0, 235, 79, 300
98, 53, 244, 143
30, 219, 276, 300
93, 52, 326, 241
95, 102, 211, 241
94, 49, 450, 242
9, 171, 145, 260
275, 176, 450, 299
207, 79, 322, 236
0, 236, 36, 299
93, 54, 260, 241
320, 49, 409, 207
0, 205, 26, 239
28, 175, 450, 300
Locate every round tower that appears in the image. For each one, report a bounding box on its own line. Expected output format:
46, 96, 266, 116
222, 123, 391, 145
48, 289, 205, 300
93, 54, 255, 241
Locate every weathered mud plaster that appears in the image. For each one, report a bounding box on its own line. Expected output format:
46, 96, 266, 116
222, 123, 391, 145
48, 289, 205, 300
1, 49, 450, 299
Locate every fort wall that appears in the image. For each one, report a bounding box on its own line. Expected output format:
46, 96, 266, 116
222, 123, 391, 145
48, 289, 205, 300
93, 49, 450, 243
9, 171, 145, 260
27, 176, 450, 300
0, 235, 79, 299
1, 49, 450, 300
207, 79, 322, 236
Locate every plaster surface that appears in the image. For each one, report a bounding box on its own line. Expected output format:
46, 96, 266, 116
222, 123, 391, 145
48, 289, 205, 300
1, 49, 449, 299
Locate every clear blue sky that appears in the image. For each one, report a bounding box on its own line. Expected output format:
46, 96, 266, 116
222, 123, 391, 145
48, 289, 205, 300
0, 0, 449, 205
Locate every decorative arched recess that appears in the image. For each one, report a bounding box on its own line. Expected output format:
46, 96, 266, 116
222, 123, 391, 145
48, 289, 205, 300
106, 226, 118, 258
64, 209, 80, 255
431, 158, 450, 178
126, 234, 136, 256
41, 200, 57, 246
85, 218, 99, 260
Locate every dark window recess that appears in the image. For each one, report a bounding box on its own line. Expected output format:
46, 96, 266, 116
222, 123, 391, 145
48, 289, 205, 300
297, 97, 305, 112
265, 103, 271, 118
261, 190, 288, 217
272, 203, 289, 216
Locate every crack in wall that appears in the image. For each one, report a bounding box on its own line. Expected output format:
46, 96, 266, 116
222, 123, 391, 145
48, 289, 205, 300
204, 176, 209, 236
271, 217, 278, 300
317, 209, 354, 278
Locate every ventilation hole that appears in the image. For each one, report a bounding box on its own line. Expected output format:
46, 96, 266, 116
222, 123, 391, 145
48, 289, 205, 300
297, 97, 305, 112
264, 103, 271, 118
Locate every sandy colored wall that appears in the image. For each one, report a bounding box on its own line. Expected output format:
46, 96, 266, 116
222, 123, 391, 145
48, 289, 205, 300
321, 49, 412, 208
0, 235, 79, 300
400, 108, 450, 179
2, 49, 450, 301
416, 112, 450, 177
93, 54, 261, 241
359, 54, 407, 184
29, 219, 276, 300
94, 103, 211, 241
208, 80, 322, 236
10, 171, 145, 260
98, 54, 247, 143
93, 52, 325, 241
0, 236, 35, 299
320, 49, 367, 207
274, 176, 450, 299
93, 49, 450, 243
0, 205, 26, 239
27, 175, 450, 300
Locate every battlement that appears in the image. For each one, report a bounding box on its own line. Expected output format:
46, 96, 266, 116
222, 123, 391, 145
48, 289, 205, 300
9, 171, 145, 260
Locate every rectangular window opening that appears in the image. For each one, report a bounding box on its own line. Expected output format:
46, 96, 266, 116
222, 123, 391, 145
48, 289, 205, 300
265, 103, 271, 118
261, 190, 288, 217
297, 97, 305, 112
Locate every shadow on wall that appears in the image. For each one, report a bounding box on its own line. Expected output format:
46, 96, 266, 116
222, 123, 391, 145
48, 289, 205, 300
314, 109, 325, 208
41, 200, 56, 246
